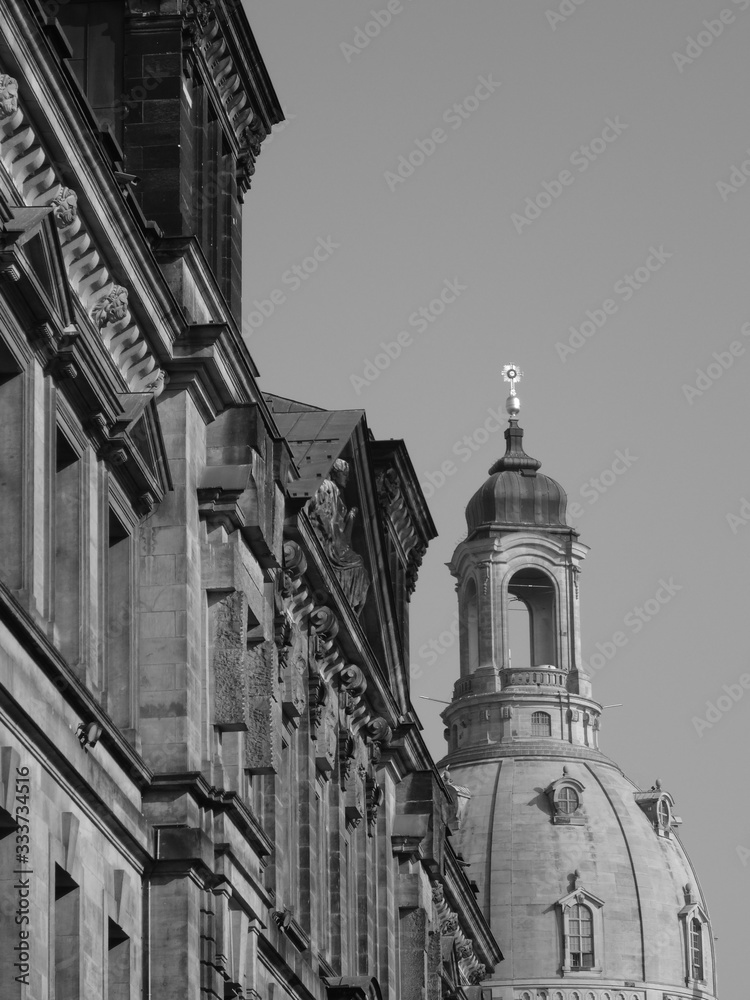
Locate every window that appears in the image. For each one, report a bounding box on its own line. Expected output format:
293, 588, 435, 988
107, 919, 130, 1000
56, 3, 125, 141
690, 918, 704, 981
532, 711, 551, 737
507, 568, 557, 667
569, 904, 594, 969
462, 578, 479, 674
106, 508, 132, 728
658, 797, 671, 828
55, 865, 80, 1000
54, 429, 81, 665
558, 786, 579, 814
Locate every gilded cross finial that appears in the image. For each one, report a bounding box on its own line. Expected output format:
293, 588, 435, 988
502, 363, 523, 417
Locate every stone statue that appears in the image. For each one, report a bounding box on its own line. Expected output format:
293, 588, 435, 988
309, 459, 370, 613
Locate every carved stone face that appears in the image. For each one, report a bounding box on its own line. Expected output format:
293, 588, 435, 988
0, 75, 18, 118
331, 459, 349, 488
51, 188, 78, 228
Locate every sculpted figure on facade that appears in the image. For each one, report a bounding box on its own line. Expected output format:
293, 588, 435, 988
92, 285, 129, 328
50, 187, 78, 227
0, 75, 18, 117
308, 459, 370, 613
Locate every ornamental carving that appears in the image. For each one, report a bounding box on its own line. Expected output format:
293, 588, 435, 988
0, 73, 163, 396
241, 114, 267, 158
282, 540, 307, 578
0, 75, 18, 118
309, 670, 328, 733
431, 883, 444, 905
375, 466, 400, 510
91, 285, 129, 328
365, 776, 382, 835
308, 459, 370, 613
366, 717, 392, 747
338, 664, 366, 697
50, 187, 78, 227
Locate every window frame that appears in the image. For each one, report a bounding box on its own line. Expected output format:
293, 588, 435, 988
557, 886, 605, 976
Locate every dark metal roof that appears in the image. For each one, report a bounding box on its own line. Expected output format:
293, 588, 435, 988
264, 393, 364, 497
465, 421, 568, 531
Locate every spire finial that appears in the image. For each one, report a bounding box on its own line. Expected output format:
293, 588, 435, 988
502, 363, 523, 418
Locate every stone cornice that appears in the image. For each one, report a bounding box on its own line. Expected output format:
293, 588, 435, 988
0, 67, 165, 395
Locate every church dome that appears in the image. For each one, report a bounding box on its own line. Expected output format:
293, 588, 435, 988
465, 421, 568, 533
443, 750, 717, 997
446, 377, 718, 996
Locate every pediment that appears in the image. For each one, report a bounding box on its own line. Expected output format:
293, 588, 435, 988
557, 884, 605, 910
0, 206, 75, 333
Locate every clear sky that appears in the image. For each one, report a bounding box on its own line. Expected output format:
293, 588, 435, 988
243, 2, 747, 991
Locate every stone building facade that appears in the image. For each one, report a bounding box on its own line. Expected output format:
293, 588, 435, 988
0, 3, 500, 999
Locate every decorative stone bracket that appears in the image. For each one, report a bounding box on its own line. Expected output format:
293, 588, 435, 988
0, 72, 164, 395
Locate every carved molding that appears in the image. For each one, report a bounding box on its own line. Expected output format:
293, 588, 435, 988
0, 72, 164, 395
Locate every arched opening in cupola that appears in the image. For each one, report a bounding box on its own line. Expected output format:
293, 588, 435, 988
460, 577, 480, 675
507, 568, 556, 668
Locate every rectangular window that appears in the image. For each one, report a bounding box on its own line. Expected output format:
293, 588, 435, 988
316, 779, 330, 959
106, 508, 132, 728
54, 429, 81, 665
280, 730, 299, 905
108, 918, 130, 1000
0, 359, 24, 590
56, 3, 125, 142
569, 904, 594, 968
54, 865, 80, 1000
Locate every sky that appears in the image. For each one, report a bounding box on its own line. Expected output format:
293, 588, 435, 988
242, 2, 748, 991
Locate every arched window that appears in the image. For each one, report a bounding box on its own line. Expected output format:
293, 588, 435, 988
690, 918, 704, 981
531, 711, 551, 737
558, 786, 579, 814
658, 797, 671, 828
507, 568, 556, 667
569, 904, 594, 969
462, 578, 479, 674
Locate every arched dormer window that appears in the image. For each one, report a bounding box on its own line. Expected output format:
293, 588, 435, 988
545, 767, 586, 825
556, 881, 604, 975
679, 885, 709, 987
690, 918, 704, 981
531, 711, 551, 737
461, 578, 479, 675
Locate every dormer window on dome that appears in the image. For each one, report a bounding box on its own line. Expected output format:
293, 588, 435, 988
634, 779, 682, 839
545, 767, 586, 825
556, 874, 604, 976
679, 883, 710, 988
